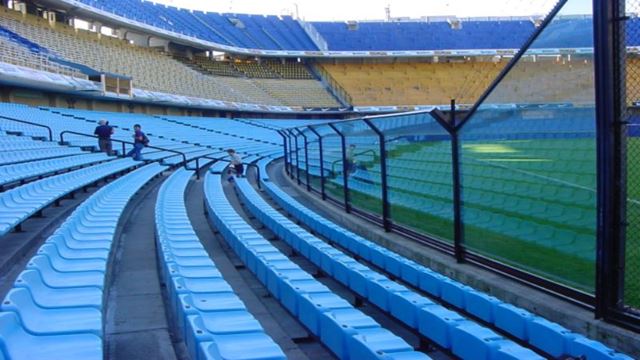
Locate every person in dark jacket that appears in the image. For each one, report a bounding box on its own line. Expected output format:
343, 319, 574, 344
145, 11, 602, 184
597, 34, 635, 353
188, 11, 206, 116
93, 119, 114, 154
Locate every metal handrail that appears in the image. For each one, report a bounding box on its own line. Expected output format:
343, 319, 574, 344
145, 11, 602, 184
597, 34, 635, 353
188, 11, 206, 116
59, 131, 188, 167
186, 154, 225, 180
0, 115, 53, 141
244, 162, 262, 190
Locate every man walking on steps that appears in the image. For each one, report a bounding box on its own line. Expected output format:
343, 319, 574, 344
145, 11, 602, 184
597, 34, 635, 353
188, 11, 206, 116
94, 119, 114, 155
126, 124, 148, 161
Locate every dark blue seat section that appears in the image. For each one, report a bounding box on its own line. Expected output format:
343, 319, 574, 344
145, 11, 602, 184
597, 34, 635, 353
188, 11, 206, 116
204, 171, 431, 360
76, 0, 317, 50
0, 158, 140, 237
0, 153, 111, 188
256, 164, 633, 360
235, 179, 543, 360
0, 163, 166, 360
155, 167, 285, 360
312, 17, 609, 51
312, 20, 534, 51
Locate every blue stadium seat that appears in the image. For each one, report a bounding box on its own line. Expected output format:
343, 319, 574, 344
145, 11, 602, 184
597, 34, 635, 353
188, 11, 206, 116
0, 312, 102, 360
155, 168, 285, 360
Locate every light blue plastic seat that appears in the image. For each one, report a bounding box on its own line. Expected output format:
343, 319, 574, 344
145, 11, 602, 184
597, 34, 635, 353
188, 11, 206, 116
0, 312, 102, 360
198, 333, 286, 360
320, 308, 380, 358
13, 270, 102, 309
1, 288, 102, 337
417, 304, 467, 349
347, 327, 415, 360
26, 255, 105, 288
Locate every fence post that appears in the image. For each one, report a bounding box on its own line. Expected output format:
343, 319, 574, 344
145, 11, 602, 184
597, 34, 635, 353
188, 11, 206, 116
594, 0, 625, 319
363, 119, 391, 232
287, 131, 295, 179
309, 126, 326, 200
296, 128, 311, 191
277, 130, 289, 175
288, 129, 301, 185
448, 99, 465, 263
329, 123, 350, 213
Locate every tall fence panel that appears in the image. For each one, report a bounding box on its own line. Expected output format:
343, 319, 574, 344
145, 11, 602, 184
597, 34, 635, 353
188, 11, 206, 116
369, 112, 455, 242
458, 0, 596, 293
338, 121, 384, 217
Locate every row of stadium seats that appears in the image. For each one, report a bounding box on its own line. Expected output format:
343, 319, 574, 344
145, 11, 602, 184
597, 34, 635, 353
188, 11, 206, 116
53, 0, 620, 53
313, 20, 536, 51
0, 153, 109, 189
0, 157, 139, 236
76, 0, 316, 50
204, 169, 432, 359
235, 178, 544, 359
155, 168, 286, 360
0, 163, 166, 360
0, 104, 285, 162
0, 31, 84, 78
0, 9, 339, 107
257, 160, 630, 359
319, 60, 595, 106
319, 61, 504, 106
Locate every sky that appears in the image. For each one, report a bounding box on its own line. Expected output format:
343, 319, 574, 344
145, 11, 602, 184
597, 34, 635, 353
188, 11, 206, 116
146, 0, 592, 22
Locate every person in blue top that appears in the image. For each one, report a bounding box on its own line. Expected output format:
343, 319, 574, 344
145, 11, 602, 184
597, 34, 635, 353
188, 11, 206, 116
93, 119, 114, 154
126, 124, 147, 161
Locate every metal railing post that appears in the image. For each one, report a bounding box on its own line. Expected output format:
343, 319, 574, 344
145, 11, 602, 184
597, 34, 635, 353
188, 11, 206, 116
286, 131, 295, 179
363, 118, 391, 232
296, 128, 311, 191
328, 123, 350, 213
288, 129, 301, 185
308, 126, 326, 200
245, 163, 261, 190
277, 130, 289, 175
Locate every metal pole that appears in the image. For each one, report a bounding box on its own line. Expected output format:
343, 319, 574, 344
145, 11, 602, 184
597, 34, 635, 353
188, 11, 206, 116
277, 130, 289, 175
594, 0, 625, 319
308, 126, 326, 200
296, 129, 311, 191
363, 118, 391, 231
329, 123, 350, 212
450, 99, 464, 263
287, 131, 295, 179
288, 129, 302, 185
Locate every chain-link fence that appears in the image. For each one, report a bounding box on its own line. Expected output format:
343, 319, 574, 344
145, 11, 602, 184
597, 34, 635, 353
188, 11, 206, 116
622, 0, 640, 311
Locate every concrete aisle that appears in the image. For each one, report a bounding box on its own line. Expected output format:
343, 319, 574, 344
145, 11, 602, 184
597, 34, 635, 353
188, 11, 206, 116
104, 175, 181, 360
